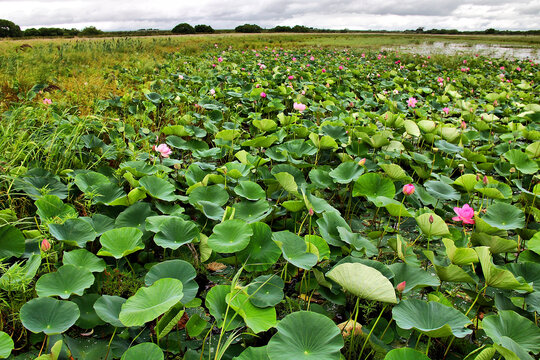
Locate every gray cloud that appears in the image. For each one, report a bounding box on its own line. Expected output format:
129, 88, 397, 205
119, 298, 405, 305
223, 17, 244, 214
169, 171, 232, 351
0, 0, 538, 31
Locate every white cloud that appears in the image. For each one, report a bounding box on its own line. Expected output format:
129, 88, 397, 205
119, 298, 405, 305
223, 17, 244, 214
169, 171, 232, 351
0, 0, 538, 31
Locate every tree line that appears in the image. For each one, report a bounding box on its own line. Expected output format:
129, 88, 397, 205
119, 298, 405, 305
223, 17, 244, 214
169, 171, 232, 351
1, 18, 539, 38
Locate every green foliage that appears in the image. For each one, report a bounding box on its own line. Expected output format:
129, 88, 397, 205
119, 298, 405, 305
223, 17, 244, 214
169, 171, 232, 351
172, 23, 196, 34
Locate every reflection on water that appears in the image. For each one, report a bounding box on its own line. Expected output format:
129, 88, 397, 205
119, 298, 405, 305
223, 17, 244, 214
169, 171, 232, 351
383, 42, 539, 61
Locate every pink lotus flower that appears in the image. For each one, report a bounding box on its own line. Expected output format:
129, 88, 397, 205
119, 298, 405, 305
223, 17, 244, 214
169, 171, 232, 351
407, 97, 418, 108
452, 204, 475, 224
209, 89, 215, 95
442, 107, 450, 115
402, 184, 415, 196
43, 98, 52, 105
41, 238, 51, 252
321, 69, 326, 73
288, 75, 294, 80
217, 57, 223, 62
338, 65, 343, 70
155, 144, 172, 158
260, 92, 267, 98
310, 56, 315, 61
179, 75, 184, 80
293, 102, 306, 111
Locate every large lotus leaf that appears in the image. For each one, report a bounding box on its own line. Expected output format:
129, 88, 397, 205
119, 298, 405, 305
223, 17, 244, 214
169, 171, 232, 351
353, 173, 396, 202
119, 278, 183, 327
475, 182, 512, 200
98, 227, 144, 259
208, 219, 253, 253
424, 251, 476, 284
62, 249, 105, 273
309, 167, 336, 189
305, 235, 331, 261
272, 231, 318, 270
524, 292, 540, 313
475, 247, 533, 292
139, 176, 178, 202
0, 225, 25, 259
388, 263, 440, 293
379, 163, 411, 182
337, 227, 378, 256
316, 211, 349, 247
471, 233, 517, 254
481, 203, 525, 231
442, 238, 479, 265
267, 311, 343, 360
234, 181, 266, 200
424, 180, 461, 201
20, 297, 80, 334
14, 169, 68, 200
462, 346, 497, 360
274, 172, 299, 195
121, 343, 163, 360
80, 214, 115, 235
35, 195, 77, 224
392, 299, 472, 338
233, 200, 272, 223
374, 197, 413, 217
145, 260, 198, 304
189, 185, 229, 207
384, 348, 430, 360
120, 160, 160, 177
36, 265, 95, 299
93, 295, 126, 328
74, 172, 126, 204
504, 149, 539, 174
329, 162, 364, 184
0, 331, 14, 359
326, 263, 396, 303
234, 346, 269, 360
74, 171, 110, 192
71, 294, 104, 329
198, 200, 225, 220
205, 285, 244, 331
454, 174, 480, 193
415, 213, 450, 237
528, 231, 540, 255
226, 290, 277, 333
505, 263, 540, 291
114, 202, 156, 232
335, 257, 394, 279
153, 217, 199, 250
247, 275, 284, 308
483, 310, 540, 358
237, 222, 282, 272
48, 218, 97, 248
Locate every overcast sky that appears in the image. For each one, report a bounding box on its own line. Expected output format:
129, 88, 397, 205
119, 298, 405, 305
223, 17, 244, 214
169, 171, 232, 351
1, 0, 539, 31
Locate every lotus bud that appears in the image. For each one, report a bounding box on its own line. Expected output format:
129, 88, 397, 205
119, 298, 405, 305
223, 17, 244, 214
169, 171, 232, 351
476, 174, 480, 181
41, 238, 51, 252
309, 208, 314, 216
429, 215, 434, 224
402, 184, 415, 196
358, 158, 366, 166
483, 175, 488, 185
396, 281, 406, 292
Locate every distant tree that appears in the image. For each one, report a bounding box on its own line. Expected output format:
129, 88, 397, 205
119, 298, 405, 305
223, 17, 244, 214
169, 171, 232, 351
23, 28, 40, 37
194, 24, 214, 33
292, 25, 310, 33
415, 27, 424, 33
172, 23, 196, 34
80, 26, 103, 36
235, 24, 262, 33
0, 19, 22, 37
484, 28, 496, 34
271, 25, 291, 32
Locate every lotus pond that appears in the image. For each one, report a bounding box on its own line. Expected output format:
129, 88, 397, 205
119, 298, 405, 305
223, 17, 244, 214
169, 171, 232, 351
0, 41, 539, 360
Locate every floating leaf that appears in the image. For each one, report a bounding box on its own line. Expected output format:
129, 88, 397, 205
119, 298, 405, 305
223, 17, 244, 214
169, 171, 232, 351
35, 265, 94, 299
208, 219, 253, 253
353, 173, 395, 202
392, 299, 472, 338
20, 297, 79, 335
62, 249, 106, 273
416, 213, 450, 237
329, 162, 364, 184
272, 231, 318, 270
0, 225, 25, 259
0, 332, 14, 359
384, 348, 430, 360
98, 227, 144, 259
93, 295, 126, 328
119, 278, 183, 327
153, 217, 199, 250
388, 263, 440, 293
247, 275, 284, 308
227, 290, 277, 333
267, 311, 343, 360
121, 343, 163, 360
326, 263, 396, 303
237, 222, 282, 272
481, 203, 525, 231
48, 218, 97, 248
145, 260, 198, 304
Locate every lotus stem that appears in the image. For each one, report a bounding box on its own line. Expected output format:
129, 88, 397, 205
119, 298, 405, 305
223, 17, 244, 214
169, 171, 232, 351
425, 336, 431, 356
104, 327, 117, 360
347, 297, 361, 359
358, 304, 387, 359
